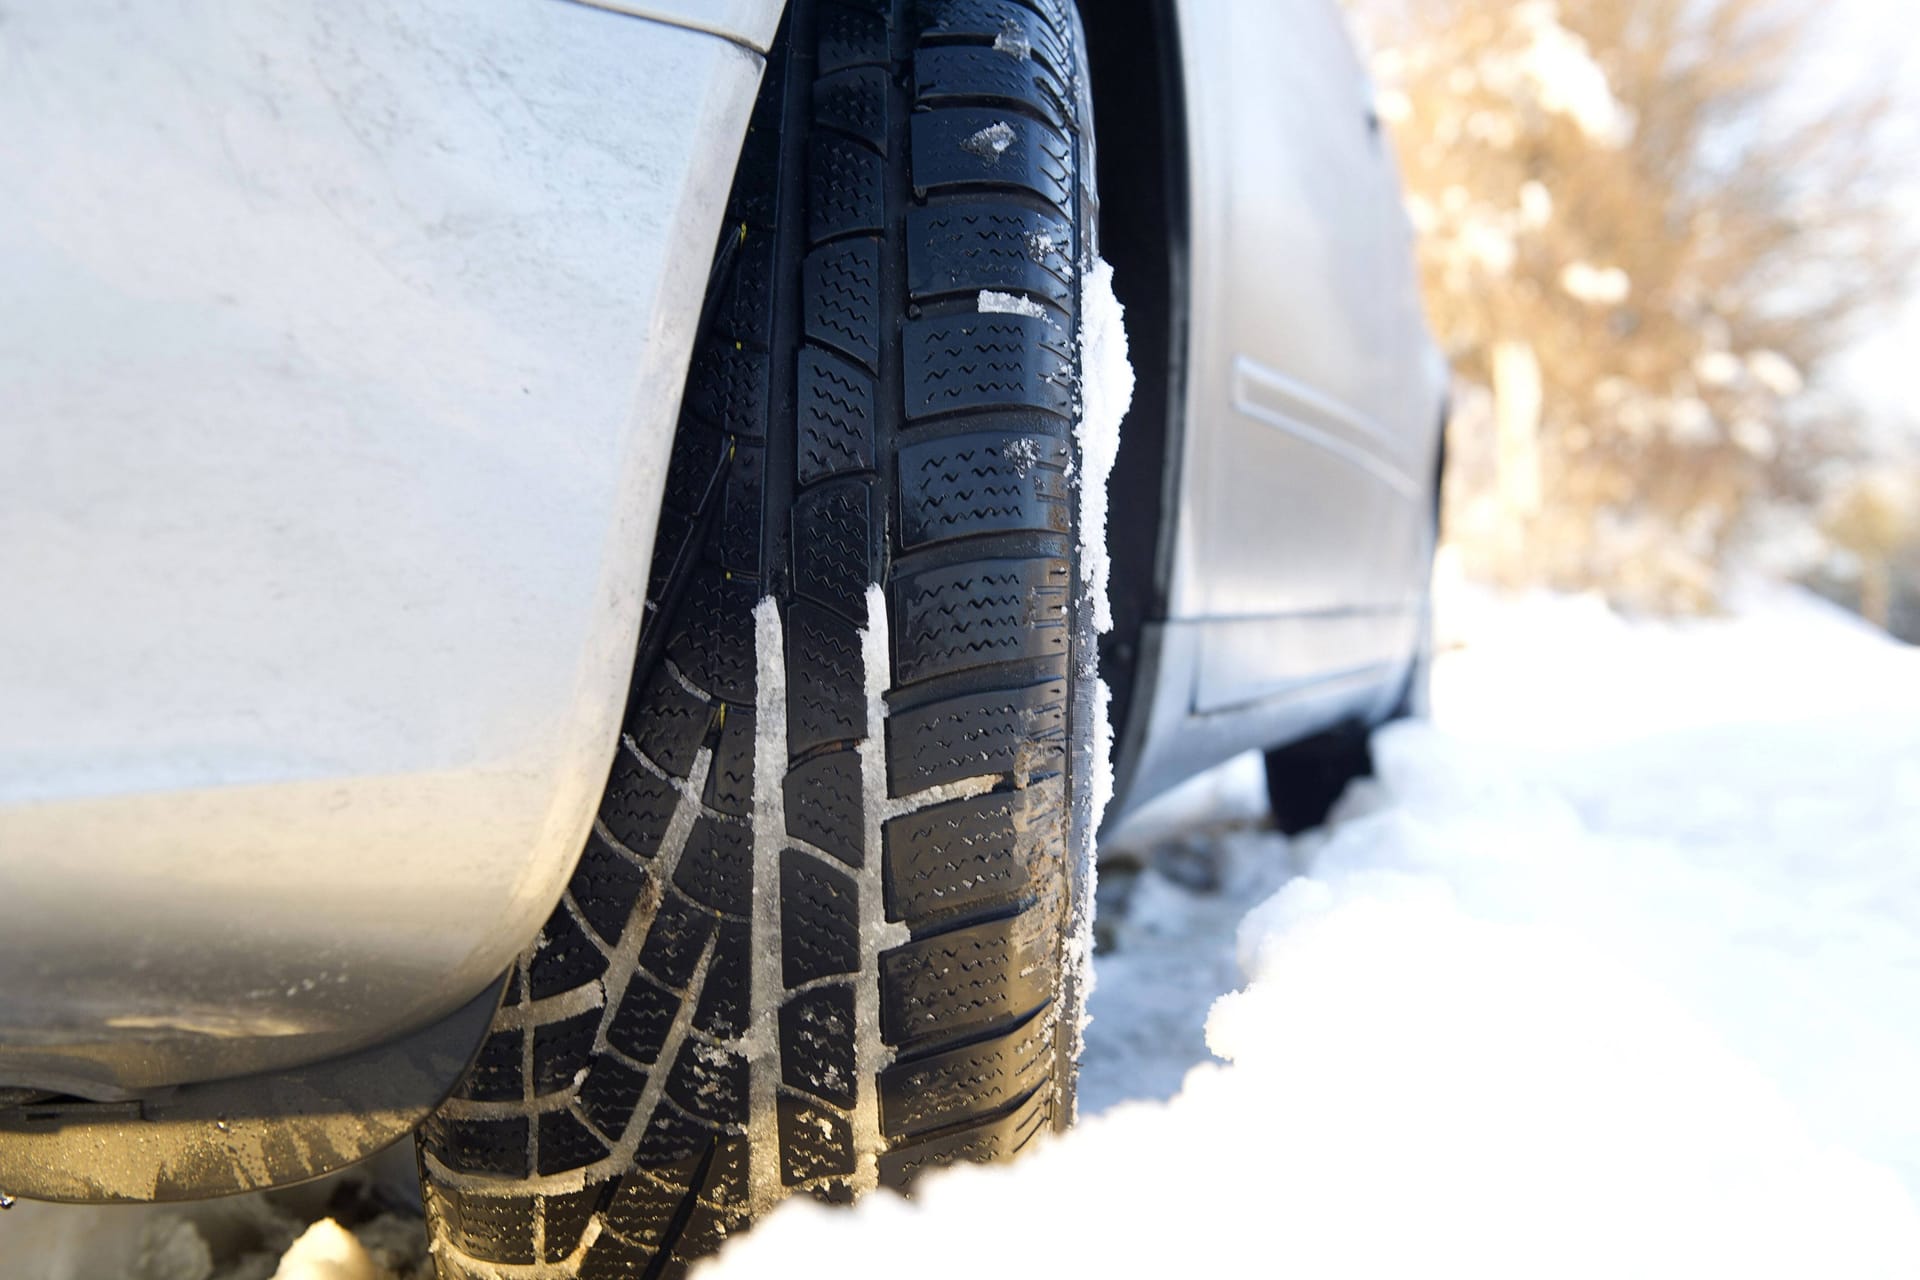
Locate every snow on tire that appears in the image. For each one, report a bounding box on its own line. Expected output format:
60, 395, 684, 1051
416, 1, 1113, 1274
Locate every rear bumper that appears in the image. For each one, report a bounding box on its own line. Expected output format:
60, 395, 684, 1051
0, 0, 761, 1097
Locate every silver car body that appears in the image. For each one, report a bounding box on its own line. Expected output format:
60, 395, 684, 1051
0, 0, 1442, 1108
1117, 0, 1445, 803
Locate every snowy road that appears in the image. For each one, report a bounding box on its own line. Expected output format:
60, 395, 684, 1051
8, 580, 1920, 1277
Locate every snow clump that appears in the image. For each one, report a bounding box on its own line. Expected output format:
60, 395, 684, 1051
1074, 257, 1134, 637
977, 289, 1048, 320
992, 19, 1030, 60
960, 121, 1015, 162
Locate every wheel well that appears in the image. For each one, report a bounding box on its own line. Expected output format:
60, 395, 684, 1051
1083, 0, 1188, 765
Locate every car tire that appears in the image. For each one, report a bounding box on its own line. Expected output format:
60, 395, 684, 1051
417, 1, 1101, 1274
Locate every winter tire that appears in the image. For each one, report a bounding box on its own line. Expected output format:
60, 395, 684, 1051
418, 1, 1101, 1274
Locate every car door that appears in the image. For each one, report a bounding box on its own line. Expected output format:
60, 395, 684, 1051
1172, 0, 1443, 712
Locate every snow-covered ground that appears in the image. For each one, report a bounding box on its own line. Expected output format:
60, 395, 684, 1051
9, 574, 1920, 1277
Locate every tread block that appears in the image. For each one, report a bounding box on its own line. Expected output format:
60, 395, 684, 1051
778, 1091, 856, 1184
702, 1133, 753, 1211
793, 479, 874, 623
425, 1113, 529, 1178
602, 1164, 693, 1252
720, 236, 776, 346
726, 109, 782, 229
879, 911, 1055, 1049
914, 44, 1067, 127
667, 568, 758, 706
635, 1104, 723, 1167
684, 331, 769, 438
625, 664, 709, 780
879, 1006, 1053, 1138
914, 0, 1073, 81
576, 1052, 649, 1138
780, 848, 861, 986
891, 556, 1069, 685
785, 604, 866, 756
532, 1009, 600, 1095
599, 756, 680, 860
897, 430, 1071, 548
907, 203, 1072, 306
669, 1200, 753, 1271
437, 1189, 537, 1266
780, 984, 858, 1108
818, 2, 891, 74
539, 1186, 605, 1260
607, 972, 681, 1067
804, 237, 882, 370
499, 961, 525, 1007
451, 1028, 523, 1103
784, 748, 865, 866
666, 1039, 750, 1126
809, 133, 885, 243
596, 1138, 748, 1256
903, 314, 1074, 420
886, 677, 1066, 792
661, 419, 726, 518
702, 702, 756, 819
815, 66, 891, 152
673, 815, 752, 918
715, 440, 766, 575
694, 919, 751, 1039
797, 346, 877, 485
635, 892, 715, 993
539, 1109, 611, 1176
909, 108, 1072, 208
642, 507, 696, 621
883, 777, 1063, 924
876, 1083, 1051, 1191
569, 832, 654, 945
529, 908, 609, 1002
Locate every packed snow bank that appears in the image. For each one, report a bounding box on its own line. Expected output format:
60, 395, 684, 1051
704, 583, 1920, 1278
1432, 572, 1908, 747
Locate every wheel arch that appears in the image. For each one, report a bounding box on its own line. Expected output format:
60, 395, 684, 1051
1081, 0, 1192, 817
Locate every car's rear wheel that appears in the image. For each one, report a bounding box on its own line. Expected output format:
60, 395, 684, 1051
417, 1, 1101, 1274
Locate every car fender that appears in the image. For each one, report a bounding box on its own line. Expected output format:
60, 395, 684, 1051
0, 0, 766, 1098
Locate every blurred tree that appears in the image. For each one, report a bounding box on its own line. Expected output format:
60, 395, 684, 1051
1353, 0, 1915, 610
1823, 467, 1920, 628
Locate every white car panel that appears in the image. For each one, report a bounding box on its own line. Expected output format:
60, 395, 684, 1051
1104, 0, 1445, 812
573, 0, 786, 51
1171, 0, 1443, 626
0, 0, 761, 1094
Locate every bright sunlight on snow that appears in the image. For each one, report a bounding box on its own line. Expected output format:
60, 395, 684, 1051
702, 570, 1920, 1279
